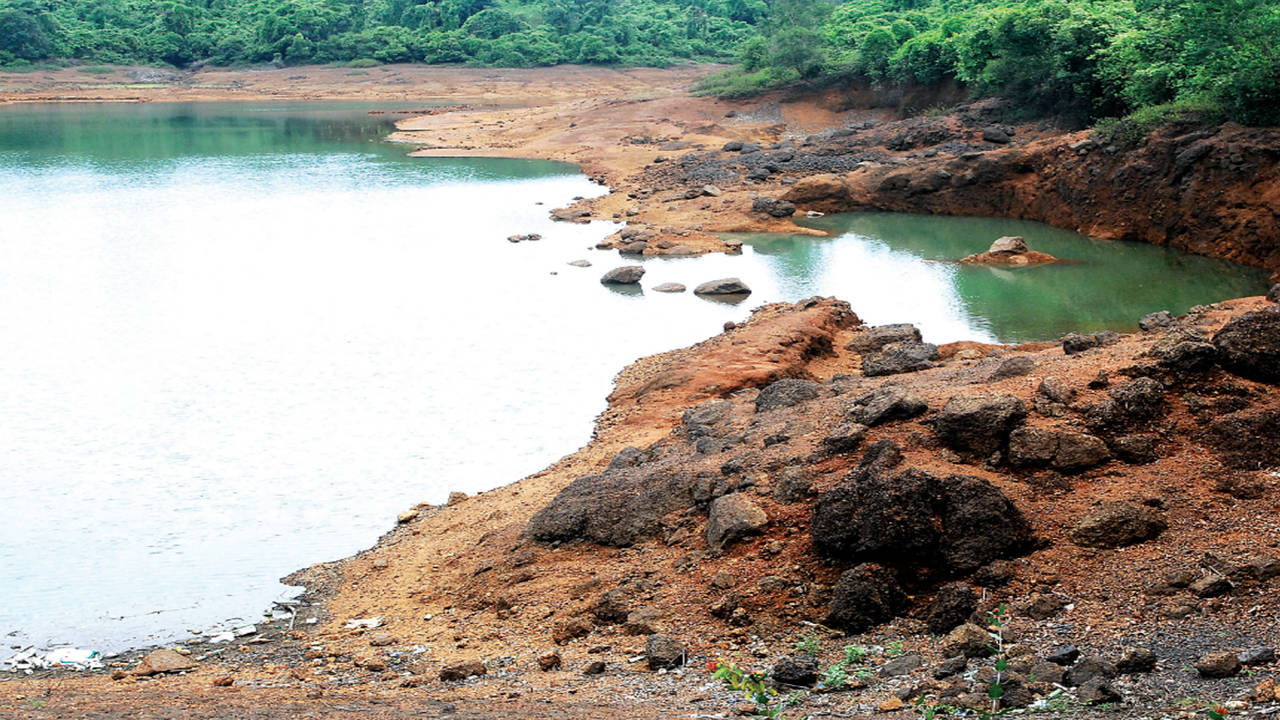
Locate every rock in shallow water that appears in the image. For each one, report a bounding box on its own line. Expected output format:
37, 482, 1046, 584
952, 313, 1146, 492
651, 282, 685, 293
600, 265, 645, 285
693, 277, 751, 296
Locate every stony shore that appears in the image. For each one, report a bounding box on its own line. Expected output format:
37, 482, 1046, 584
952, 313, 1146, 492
2, 65, 1279, 719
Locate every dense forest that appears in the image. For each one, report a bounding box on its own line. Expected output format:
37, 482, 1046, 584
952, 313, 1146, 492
1, 0, 1277, 127
0, 0, 764, 67
704, 0, 1280, 127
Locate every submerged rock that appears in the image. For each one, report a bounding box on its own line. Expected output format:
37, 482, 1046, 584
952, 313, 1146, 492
651, 282, 685, 293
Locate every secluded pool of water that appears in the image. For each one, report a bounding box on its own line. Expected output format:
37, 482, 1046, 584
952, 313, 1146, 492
0, 102, 1268, 659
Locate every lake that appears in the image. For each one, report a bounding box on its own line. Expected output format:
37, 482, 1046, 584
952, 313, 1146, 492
0, 102, 1268, 658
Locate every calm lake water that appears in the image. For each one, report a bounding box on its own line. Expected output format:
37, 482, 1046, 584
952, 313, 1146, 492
0, 102, 1268, 658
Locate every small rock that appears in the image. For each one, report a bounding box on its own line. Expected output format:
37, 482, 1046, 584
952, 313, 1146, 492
751, 197, 796, 218
706, 493, 768, 549
1268, 284, 1279, 303
552, 617, 593, 645
362, 658, 387, 672
447, 491, 468, 505
439, 660, 486, 682
1064, 657, 1117, 686
933, 393, 1028, 456
771, 654, 819, 686
1115, 646, 1157, 673
651, 282, 685, 293
1213, 311, 1280, 383
862, 341, 939, 377
848, 384, 927, 426
212, 676, 234, 687
827, 563, 907, 634
878, 698, 905, 712
601, 265, 645, 285
755, 378, 821, 412
991, 356, 1036, 379
538, 652, 562, 671
367, 632, 395, 647
1189, 574, 1232, 598
133, 649, 196, 677
942, 623, 993, 658
982, 127, 1011, 144
567, 259, 592, 267
645, 634, 687, 670
1139, 311, 1175, 331
1195, 651, 1242, 678
1078, 677, 1123, 704
1046, 646, 1080, 665
988, 236, 1027, 254
1024, 594, 1064, 620
582, 660, 606, 675
847, 324, 922, 354
396, 509, 418, 524
1062, 333, 1099, 354
925, 582, 978, 634
933, 656, 967, 678
701, 185, 723, 197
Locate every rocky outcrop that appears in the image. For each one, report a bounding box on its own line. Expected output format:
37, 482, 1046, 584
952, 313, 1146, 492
959, 236, 1063, 266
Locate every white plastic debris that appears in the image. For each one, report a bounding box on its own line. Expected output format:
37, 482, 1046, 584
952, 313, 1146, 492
207, 631, 236, 644
344, 617, 383, 629
2, 647, 103, 672
233, 624, 257, 637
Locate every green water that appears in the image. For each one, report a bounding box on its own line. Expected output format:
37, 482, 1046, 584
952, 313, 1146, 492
735, 212, 1270, 343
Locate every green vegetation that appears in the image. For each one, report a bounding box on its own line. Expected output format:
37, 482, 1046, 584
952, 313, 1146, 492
702, 0, 1280, 127
0, 0, 762, 68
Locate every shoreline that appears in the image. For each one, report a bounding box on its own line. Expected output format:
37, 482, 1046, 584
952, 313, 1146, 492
3, 66, 1279, 718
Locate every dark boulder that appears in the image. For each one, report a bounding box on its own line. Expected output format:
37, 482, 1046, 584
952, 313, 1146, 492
862, 341, 939, 376
990, 355, 1036, 380
1194, 652, 1241, 678
820, 422, 867, 455
846, 324, 922, 354
527, 465, 697, 546
1115, 646, 1157, 674
826, 563, 907, 633
1150, 328, 1217, 372
1204, 408, 1280, 469
1078, 678, 1123, 704
1213, 311, 1280, 383
811, 468, 1033, 574
848, 384, 928, 426
682, 399, 734, 438
755, 378, 821, 412
1064, 657, 1117, 686
1139, 311, 1175, 331
645, 635, 687, 670
1008, 427, 1110, 472
1068, 501, 1167, 548
1111, 434, 1159, 464
933, 393, 1028, 456
1109, 378, 1166, 420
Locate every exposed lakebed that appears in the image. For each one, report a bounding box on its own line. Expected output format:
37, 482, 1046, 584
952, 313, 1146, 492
0, 102, 1267, 659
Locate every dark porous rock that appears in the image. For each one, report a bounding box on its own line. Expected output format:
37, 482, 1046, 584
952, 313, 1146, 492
694, 277, 752, 296
722, 141, 744, 152
1047, 646, 1080, 666
1189, 574, 1232, 598
706, 493, 768, 550
1139, 311, 1176, 331
1038, 377, 1075, 405
1239, 647, 1275, 666
773, 467, 815, 503
582, 660, 607, 675
1078, 677, 1123, 704
439, 660, 487, 682
1010, 656, 1065, 685
1111, 434, 1159, 464
853, 439, 905, 479
682, 399, 734, 438
771, 654, 820, 686
942, 623, 993, 658
820, 422, 868, 455
1151, 328, 1217, 372
848, 384, 928, 426
1214, 311, 1280, 383
925, 582, 978, 634
933, 656, 968, 679
1064, 657, 1117, 686
990, 355, 1036, 380
1195, 651, 1242, 678
739, 142, 762, 154
1068, 501, 1167, 548
999, 675, 1035, 709
1116, 646, 1157, 674
607, 445, 654, 471
1062, 333, 1099, 354
645, 634, 687, 670
600, 265, 645, 285
1008, 427, 1110, 472
1109, 377, 1166, 420
755, 378, 822, 412
933, 393, 1028, 457
527, 464, 700, 546
1205, 408, 1280, 469
826, 563, 907, 633
862, 341, 939, 377
847, 324, 922, 354
1269, 284, 1280, 303
752, 197, 797, 218
811, 468, 1033, 574
880, 654, 923, 677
